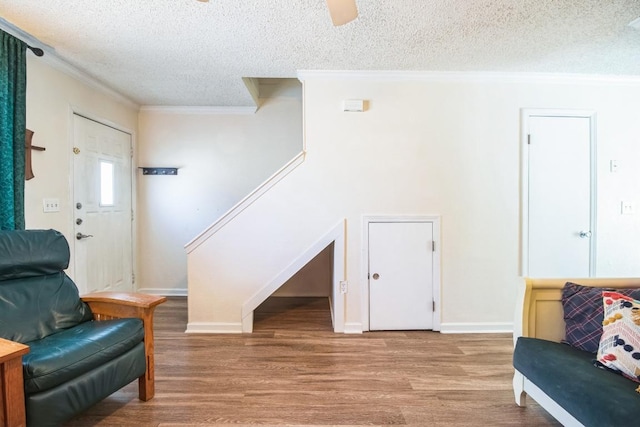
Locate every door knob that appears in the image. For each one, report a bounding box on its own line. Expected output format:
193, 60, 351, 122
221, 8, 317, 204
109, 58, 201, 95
76, 218, 83, 225
372, 273, 380, 280
579, 231, 592, 238
76, 232, 93, 240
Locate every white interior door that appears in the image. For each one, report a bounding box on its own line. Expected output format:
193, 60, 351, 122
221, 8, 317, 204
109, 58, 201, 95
369, 221, 434, 330
73, 114, 133, 294
525, 113, 594, 277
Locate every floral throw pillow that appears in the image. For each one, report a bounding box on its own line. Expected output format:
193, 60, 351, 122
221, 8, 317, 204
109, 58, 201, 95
595, 291, 640, 392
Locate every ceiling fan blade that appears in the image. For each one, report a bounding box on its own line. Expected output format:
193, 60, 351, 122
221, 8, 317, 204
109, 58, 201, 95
326, 0, 358, 26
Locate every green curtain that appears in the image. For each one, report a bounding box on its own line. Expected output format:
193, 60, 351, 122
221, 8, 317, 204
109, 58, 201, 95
0, 30, 27, 230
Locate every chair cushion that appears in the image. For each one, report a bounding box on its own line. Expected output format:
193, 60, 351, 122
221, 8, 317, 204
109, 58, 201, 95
0, 272, 93, 343
23, 318, 145, 394
0, 229, 70, 280
25, 342, 146, 427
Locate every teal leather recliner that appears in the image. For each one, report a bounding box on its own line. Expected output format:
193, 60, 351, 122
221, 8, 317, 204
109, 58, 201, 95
0, 229, 166, 426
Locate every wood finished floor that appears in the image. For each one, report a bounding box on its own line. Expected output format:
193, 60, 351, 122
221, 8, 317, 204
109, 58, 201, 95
64, 297, 560, 427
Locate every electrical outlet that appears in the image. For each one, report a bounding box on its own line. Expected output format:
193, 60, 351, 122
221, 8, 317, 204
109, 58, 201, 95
43, 198, 60, 213
621, 201, 635, 215
340, 281, 348, 294
610, 160, 619, 173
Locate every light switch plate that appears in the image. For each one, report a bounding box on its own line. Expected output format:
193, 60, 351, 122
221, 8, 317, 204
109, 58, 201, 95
43, 198, 60, 213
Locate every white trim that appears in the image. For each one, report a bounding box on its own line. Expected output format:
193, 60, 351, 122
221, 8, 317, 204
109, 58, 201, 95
241, 312, 254, 333
240, 219, 346, 333
297, 70, 640, 86
0, 17, 52, 50
40, 56, 138, 108
139, 105, 257, 115
185, 151, 306, 253
136, 288, 187, 297
331, 223, 346, 333
344, 322, 364, 334
520, 109, 597, 277
361, 215, 442, 332
0, 18, 139, 109
70, 107, 136, 135
185, 322, 243, 334
440, 322, 514, 334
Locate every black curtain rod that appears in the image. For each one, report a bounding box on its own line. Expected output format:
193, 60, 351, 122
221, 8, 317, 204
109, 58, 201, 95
27, 45, 44, 57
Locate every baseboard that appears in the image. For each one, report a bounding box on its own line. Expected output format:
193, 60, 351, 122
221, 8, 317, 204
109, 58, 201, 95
344, 322, 363, 334
135, 287, 187, 297
440, 322, 514, 334
185, 322, 243, 334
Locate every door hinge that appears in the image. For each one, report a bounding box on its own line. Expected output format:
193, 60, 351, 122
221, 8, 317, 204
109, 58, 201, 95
367, 272, 370, 280
527, 134, 531, 145
432, 300, 436, 311
132, 273, 136, 284
131, 210, 134, 221
130, 146, 134, 158
432, 240, 435, 252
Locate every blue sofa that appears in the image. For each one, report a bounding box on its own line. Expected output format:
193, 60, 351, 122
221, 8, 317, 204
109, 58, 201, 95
512, 277, 640, 427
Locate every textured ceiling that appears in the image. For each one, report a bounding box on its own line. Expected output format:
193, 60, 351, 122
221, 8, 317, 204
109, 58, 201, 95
1, 0, 639, 107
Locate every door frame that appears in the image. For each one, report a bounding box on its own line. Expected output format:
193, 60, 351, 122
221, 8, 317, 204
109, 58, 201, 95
362, 215, 441, 332
68, 107, 137, 288
520, 109, 597, 277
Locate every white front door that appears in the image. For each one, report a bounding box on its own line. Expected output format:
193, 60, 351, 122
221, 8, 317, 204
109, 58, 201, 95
72, 114, 133, 294
524, 112, 595, 277
369, 221, 434, 330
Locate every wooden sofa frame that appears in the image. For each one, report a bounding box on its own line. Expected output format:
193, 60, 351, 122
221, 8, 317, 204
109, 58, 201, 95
0, 292, 166, 427
513, 277, 640, 426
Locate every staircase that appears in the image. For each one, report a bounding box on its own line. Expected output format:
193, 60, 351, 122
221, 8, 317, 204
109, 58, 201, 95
184, 149, 346, 333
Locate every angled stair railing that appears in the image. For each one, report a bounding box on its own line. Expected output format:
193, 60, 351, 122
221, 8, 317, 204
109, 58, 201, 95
184, 150, 306, 253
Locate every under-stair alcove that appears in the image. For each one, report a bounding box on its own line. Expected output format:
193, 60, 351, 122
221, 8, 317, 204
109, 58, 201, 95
253, 243, 334, 332
236, 220, 347, 334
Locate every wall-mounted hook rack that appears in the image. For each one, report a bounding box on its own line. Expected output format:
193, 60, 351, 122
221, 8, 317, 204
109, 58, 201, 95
139, 167, 178, 176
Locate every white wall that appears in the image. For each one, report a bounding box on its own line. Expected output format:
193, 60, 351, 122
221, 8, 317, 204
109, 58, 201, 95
23, 55, 138, 279
137, 91, 303, 294
187, 72, 640, 333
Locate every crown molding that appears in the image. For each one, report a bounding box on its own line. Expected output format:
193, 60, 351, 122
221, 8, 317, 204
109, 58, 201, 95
38, 55, 139, 109
297, 70, 640, 86
0, 17, 51, 50
1, 18, 138, 109
139, 105, 257, 114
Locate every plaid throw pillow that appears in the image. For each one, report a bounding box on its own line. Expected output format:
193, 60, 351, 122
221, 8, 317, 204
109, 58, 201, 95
562, 282, 640, 353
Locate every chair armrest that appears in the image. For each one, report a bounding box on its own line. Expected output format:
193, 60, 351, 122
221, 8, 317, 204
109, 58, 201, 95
0, 338, 29, 364
81, 292, 166, 401
0, 338, 29, 427
81, 292, 167, 321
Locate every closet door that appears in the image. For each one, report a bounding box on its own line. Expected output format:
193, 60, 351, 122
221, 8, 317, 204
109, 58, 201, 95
369, 221, 434, 330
